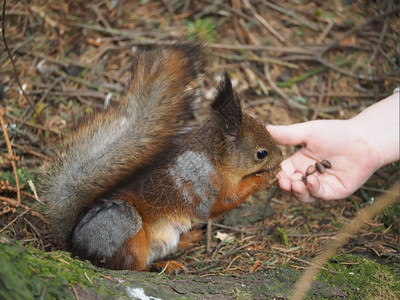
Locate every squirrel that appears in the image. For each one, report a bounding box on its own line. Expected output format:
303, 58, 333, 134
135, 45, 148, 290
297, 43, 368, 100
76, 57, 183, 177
40, 41, 283, 274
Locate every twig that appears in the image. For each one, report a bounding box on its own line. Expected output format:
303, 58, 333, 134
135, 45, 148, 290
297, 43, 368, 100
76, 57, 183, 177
316, 20, 334, 44
249, 249, 339, 274
368, 18, 388, 65
311, 81, 326, 120
210, 222, 254, 234
252, 11, 286, 43
0, 195, 19, 204
301, 91, 389, 99
5, 112, 61, 136
231, 0, 246, 44
324, 52, 333, 106
222, 3, 258, 25
1, 0, 43, 125
210, 233, 226, 260
16, 48, 84, 68
58, 24, 323, 55
222, 241, 259, 258
87, 3, 112, 29
160, 0, 177, 21
238, 18, 261, 46
249, 260, 261, 273
27, 89, 115, 100
206, 219, 212, 254
70, 284, 80, 300
262, 0, 318, 31
261, 64, 308, 110
0, 207, 13, 216
0, 203, 41, 233
316, 56, 383, 81
187, 259, 228, 268
0, 108, 21, 203
71, 21, 154, 40
0, 196, 45, 222
207, 42, 322, 54
290, 181, 399, 300
54, 70, 121, 93
378, 46, 398, 68
11, 144, 51, 161
19, 75, 65, 127
29, 5, 67, 34
320, 8, 397, 56
0, 185, 36, 200
0, 35, 34, 64
226, 254, 242, 271
284, 54, 385, 81
214, 52, 299, 69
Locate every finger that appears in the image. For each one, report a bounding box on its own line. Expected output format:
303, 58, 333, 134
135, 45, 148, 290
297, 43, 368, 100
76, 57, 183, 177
267, 123, 313, 146
280, 159, 298, 177
307, 175, 343, 200
292, 180, 317, 203
305, 175, 323, 198
278, 175, 292, 193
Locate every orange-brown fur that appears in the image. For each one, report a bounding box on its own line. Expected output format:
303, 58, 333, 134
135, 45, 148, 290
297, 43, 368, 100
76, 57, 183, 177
125, 229, 149, 271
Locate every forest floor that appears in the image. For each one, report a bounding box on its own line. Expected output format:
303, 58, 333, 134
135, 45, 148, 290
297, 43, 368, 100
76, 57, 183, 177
1, 0, 399, 299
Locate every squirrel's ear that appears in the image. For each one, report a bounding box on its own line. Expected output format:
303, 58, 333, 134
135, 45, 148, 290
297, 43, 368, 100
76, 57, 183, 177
211, 73, 242, 141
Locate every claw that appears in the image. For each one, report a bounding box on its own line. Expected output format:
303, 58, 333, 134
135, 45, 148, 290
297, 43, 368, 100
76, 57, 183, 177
148, 260, 188, 274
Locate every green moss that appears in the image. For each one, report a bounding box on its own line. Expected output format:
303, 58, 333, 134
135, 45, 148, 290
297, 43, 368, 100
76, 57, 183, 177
185, 18, 217, 42
379, 201, 400, 230
233, 287, 253, 300
0, 237, 188, 299
317, 254, 399, 299
0, 237, 122, 299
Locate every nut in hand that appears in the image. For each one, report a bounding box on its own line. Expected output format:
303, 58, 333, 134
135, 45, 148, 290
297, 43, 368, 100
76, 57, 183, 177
315, 161, 326, 174
305, 165, 317, 176
321, 159, 332, 169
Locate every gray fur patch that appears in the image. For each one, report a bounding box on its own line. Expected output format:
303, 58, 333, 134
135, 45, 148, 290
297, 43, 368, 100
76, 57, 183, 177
72, 199, 141, 258
168, 151, 219, 218
168, 168, 193, 204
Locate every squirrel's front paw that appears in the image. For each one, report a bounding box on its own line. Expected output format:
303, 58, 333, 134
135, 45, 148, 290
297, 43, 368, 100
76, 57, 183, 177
148, 260, 188, 274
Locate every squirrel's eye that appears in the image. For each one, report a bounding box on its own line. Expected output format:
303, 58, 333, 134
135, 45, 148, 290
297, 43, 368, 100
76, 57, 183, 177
256, 150, 268, 160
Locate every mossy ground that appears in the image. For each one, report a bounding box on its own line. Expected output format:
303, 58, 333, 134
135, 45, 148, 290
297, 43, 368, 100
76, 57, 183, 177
316, 254, 400, 300
1, 235, 398, 300
0, 236, 120, 299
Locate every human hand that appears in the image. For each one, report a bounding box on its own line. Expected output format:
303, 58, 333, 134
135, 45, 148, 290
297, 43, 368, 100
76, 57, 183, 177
267, 120, 381, 202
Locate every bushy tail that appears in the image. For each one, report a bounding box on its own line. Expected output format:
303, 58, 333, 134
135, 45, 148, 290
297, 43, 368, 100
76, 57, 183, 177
40, 42, 205, 247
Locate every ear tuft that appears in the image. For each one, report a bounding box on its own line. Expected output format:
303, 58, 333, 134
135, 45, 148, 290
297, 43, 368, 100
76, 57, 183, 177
211, 73, 242, 140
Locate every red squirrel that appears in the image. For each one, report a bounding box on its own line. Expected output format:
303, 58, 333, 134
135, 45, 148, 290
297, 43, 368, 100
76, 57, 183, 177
40, 42, 283, 274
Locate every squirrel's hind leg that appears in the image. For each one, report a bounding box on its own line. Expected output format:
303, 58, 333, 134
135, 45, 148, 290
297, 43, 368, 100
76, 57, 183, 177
147, 260, 188, 274
71, 198, 145, 270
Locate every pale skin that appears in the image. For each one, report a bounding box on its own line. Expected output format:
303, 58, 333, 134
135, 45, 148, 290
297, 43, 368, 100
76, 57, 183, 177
267, 92, 399, 202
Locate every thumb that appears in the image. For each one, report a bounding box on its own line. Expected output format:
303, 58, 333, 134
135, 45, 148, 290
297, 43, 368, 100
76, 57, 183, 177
267, 122, 313, 146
